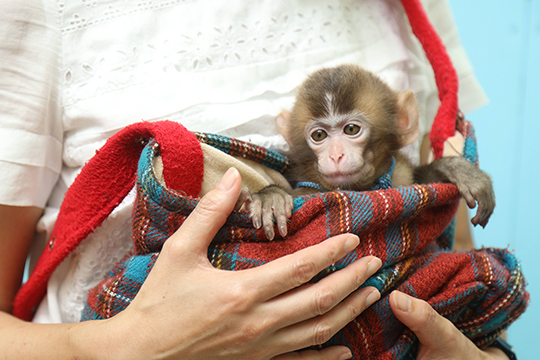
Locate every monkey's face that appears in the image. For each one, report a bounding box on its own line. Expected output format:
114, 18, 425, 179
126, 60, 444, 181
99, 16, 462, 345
304, 116, 376, 190
285, 64, 419, 191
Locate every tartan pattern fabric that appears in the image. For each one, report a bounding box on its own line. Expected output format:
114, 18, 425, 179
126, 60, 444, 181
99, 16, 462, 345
11, 0, 474, 324
82, 120, 529, 359
195, 132, 289, 173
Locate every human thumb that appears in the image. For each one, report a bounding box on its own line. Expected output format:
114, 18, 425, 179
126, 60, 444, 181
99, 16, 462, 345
166, 167, 242, 256
389, 290, 456, 351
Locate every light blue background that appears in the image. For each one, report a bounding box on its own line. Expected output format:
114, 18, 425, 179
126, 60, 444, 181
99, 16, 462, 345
449, 1, 539, 358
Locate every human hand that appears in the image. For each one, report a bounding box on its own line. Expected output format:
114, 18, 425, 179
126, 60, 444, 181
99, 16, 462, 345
389, 291, 510, 360
97, 168, 381, 360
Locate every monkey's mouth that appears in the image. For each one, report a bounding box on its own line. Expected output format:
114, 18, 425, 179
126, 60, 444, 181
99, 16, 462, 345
322, 170, 363, 187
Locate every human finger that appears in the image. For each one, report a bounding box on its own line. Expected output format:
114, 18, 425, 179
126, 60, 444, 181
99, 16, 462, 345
248, 234, 361, 300
165, 167, 242, 256
272, 346, 352, 360
267, 256, 382, 329
389, 290, 470, 356
272, 285, 381, 352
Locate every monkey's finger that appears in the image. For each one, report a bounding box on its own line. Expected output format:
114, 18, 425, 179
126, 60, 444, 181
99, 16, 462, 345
262, 201, 276, 241
469, 184, 495, 227
466, 198, 476, 210
464, 192, 482, 227
470, 200, 484, 226
286, 195, 294, 218
270, 195, 289, 238
470, 212, 482, 227
471, 213, 488, 228
479, 214, 491, 228
483, 204, 495, 227
263, 222, 275, 241
276, 214, 288, 238
250, 194, 263, 230
471, 198, 494, 228
234, 187, 252, 212
460, 188, 477, 210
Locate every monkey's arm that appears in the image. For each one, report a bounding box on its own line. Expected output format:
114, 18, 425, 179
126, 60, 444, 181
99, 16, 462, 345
414, 156, 495, 228
249, 185, 294, 240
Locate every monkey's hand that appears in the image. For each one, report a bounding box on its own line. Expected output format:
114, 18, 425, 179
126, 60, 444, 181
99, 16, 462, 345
249, 185, 294, 240
416, 157, 495, 228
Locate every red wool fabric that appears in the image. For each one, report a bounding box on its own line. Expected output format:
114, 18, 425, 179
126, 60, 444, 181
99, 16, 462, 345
12, 120, 203, 321
13, 0, 459, 321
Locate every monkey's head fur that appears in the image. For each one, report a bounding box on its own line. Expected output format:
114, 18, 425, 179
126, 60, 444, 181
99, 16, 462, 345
280, 64, 418, 191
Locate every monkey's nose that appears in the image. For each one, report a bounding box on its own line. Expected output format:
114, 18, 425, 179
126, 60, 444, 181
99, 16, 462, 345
330, 153, 344, 164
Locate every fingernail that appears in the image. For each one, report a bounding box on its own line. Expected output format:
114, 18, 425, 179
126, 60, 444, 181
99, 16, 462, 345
253, 218, 261, 229
367, 257, 382, 273
338, 350, 353, 360
394, 291, 412, 312
344, 235, 359, 252
279, 224, 287, 237
366, 289, 381, 307
217, 168, 239, 191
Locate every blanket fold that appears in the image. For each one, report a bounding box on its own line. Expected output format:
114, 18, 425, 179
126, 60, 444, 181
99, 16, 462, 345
12, 2, 528, 358
80, 124, 528, 359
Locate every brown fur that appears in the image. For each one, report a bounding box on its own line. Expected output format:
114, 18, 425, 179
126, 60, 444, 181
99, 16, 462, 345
285, 65, 403, 191
251, 64, 494, 239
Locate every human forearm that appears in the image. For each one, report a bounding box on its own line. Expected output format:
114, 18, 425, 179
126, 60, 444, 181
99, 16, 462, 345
0, 310, 114, 360
0, 206, 43, 313
1, 169, 382, 360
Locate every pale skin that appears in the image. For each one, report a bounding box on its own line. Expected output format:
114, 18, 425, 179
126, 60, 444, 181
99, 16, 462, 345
0, 168, 508, 359
389, 291, 509, 360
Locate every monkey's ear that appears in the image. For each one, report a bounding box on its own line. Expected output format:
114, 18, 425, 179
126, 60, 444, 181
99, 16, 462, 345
397, 90, 420, 147
276, 110, 294, 145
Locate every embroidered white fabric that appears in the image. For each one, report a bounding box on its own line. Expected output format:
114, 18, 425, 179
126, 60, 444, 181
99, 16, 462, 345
0, 0, 488, 323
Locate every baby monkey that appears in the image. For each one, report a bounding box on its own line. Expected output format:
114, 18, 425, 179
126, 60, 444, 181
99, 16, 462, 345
250, 64, 495, 240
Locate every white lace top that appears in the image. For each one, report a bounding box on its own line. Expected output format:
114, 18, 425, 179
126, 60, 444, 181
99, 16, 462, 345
0, 0, 487, 323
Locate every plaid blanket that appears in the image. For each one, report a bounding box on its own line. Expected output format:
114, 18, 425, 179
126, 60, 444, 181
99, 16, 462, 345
82, 121, 528, 359
9, 0, 526, 355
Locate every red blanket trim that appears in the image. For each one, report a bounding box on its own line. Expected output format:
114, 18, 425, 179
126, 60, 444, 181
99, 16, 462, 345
12, 121, 203, 321
12, 0, 461, 320
401, 0, 459, 158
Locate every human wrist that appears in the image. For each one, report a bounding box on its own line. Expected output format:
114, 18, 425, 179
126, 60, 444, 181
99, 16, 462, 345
484, 347, 511, 360
88, 309, 169, 360
68, 318, 118, 360
71, 311, 162, 360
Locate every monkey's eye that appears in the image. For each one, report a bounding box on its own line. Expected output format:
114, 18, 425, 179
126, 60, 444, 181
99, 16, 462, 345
311, 129, 328, 142
344, 124, 361, 136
